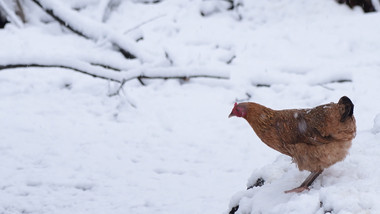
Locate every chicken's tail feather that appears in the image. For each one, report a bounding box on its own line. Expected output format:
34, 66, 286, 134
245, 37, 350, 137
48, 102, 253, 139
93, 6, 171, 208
339, 96, 354, 122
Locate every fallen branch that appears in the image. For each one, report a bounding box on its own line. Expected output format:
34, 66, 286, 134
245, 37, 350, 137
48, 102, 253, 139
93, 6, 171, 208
30, 0, 153, 62
109, 67, 230, 96
0, 63, 229, 91
122, 67, 229, 83
31, 0, 86, 38
0, 63, 122, 82
90, 63, 121, 72
15, 0, 25, 23
0, 0, 23, 27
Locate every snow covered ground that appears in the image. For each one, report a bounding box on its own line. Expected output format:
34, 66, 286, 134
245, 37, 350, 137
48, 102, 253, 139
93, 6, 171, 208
1, 0, 380, 213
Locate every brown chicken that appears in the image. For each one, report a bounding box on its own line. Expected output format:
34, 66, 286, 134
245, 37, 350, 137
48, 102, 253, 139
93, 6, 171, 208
229, 96, 356, 193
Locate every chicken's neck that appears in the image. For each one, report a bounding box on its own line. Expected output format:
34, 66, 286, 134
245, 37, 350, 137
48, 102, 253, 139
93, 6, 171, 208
244, 103, 282, 151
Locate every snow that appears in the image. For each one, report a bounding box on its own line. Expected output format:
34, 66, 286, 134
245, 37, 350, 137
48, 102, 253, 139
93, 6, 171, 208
372, 114, 380, 134
1, 0, 380, 214
298, 119, 307, 133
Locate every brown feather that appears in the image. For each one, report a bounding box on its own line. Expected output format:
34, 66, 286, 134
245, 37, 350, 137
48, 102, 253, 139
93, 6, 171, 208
237, 97, 356, 172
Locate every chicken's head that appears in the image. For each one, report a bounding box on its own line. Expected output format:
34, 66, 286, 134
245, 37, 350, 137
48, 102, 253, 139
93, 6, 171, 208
229, 102, 247, 118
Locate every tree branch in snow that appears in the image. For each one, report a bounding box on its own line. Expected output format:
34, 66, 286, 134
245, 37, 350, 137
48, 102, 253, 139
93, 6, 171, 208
372, 0, 380, 11
30, 0, 90, 39
15, 0, 26, 23
90, 63, 121, 72
0, 63, 229, 97
123, 14, 165, 35
235, 92, 252, 102
134, 0, 163, 4
137, 77, 145, 86
0, 63, 122, 83
164, 51, 174, 66
229, 206, 239, 214
109, 70, 230, 96
0, 0, 23, 27
97, 0, 120, 23
30, 0, 153, 61
121, 67, 229, 85
226, 55, 236, 64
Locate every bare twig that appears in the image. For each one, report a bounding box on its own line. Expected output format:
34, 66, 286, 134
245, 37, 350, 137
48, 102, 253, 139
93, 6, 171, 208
108, 79, 127, 96
15, 0, 25, 23
123, 14, 165, 34
109, 72, 229, 96
137, 76, 146, 86
226, 55, 236, 64
130, 74, 228, 81
90, 63, 121, 72
0, 64, 122, 82
164, 51, 174, 66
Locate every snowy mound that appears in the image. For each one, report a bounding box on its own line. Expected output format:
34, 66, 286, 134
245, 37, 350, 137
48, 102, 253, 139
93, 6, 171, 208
228, 131, 380, 214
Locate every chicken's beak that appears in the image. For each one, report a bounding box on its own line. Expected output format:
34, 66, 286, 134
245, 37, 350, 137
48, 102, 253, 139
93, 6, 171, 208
229, 102, 238, 118
228, 112, 235, 118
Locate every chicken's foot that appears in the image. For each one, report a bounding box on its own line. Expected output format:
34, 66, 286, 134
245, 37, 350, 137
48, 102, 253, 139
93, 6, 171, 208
284, 170, 323, 193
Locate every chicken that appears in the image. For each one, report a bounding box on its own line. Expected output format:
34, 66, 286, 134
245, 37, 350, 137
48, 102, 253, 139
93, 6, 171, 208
229, 96, 356, 193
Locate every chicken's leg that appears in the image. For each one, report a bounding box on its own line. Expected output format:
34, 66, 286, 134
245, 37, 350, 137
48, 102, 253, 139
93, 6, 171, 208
284, 170, 323, 193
